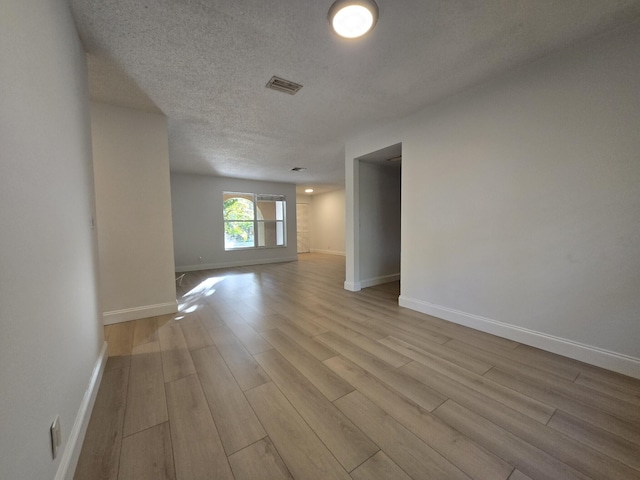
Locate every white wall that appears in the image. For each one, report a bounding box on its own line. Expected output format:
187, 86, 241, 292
358, 164, 401, 287
171, 173, 298, 271
345, 22, 640, 377
0, 1, 105, 478
91, 103, 178, 324
310, 189, 346, 256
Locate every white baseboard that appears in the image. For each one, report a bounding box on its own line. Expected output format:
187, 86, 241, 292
360, 273, 400, 289
344, 281, 361, 292
55, 342, 108, 480
103, 301, 178, 325
175, 255, 298, 273
310, 249, 346, 256
398, 295, 640, 379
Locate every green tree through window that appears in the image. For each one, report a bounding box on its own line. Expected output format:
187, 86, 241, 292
223, 197, 254, 248
223, 192, 286, 250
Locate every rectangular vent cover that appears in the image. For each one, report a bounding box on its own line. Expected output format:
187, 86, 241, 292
266, 76, 303, 95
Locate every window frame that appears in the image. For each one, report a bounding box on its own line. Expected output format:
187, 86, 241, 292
223, 192, 287, 251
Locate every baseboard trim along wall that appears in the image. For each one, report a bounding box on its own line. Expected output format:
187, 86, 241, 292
360, 273, 400, 289
344, 281, 361, 292
175, 255, 299, 273
55, 342, 108, 480
399, 295, 640, 380
310, 249, 346, 256
103, 301, 178, 325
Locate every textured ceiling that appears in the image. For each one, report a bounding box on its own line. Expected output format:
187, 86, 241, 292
70, 0, 640, 190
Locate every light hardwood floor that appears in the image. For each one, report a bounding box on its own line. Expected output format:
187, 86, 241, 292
74, 253, 640, 480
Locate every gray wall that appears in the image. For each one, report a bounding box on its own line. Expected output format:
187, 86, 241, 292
310, 189, 346, 256
359, 163, 401, 287
171, 173, 298, 271
345, 21, 640, 376
0, 0, 104, 478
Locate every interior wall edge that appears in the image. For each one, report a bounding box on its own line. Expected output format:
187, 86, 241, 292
174, 255, 299, 273
102, 301, 178, 325
399, 295, 640, 379
360, 273, 401, 289
309, 249, 346, 256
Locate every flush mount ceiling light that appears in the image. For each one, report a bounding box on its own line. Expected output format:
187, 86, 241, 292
305, 188, 314, 193
328, 0, 379, 39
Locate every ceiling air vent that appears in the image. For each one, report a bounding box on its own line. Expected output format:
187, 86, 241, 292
266, 76, 303, 95
291, 167, 307, 172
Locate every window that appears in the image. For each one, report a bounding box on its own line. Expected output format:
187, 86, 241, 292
223, 192, 286, 250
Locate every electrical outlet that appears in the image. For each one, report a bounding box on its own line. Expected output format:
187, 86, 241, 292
50, 416, 61, 459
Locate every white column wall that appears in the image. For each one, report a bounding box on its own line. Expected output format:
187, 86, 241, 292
91, 102, 178, 324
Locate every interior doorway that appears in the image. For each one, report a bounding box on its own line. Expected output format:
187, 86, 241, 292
345, 142, 402, 291
296, 203, 310, 253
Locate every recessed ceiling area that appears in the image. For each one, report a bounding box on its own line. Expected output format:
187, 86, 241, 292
358, 142, 402, 165
69, 0, 640, 189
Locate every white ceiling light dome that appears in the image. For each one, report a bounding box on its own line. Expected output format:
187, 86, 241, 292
328, 0, 379, 39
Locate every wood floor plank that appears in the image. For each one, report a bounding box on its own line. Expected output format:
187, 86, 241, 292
318, 332, 447, 411
224, 319, 273, 354
104, 353, 131, 372
458, 341, 640, 424
574, 372, 640, 403
335, 391, 471, 480
107, 321, 135, 357
255, 349, 378, 471
324, 356, 512, 480
433, 400, 589, 480
165, 375, 233, 480
547, 409, 640, 470
178, 315, 214, 351
132, 316, 159, 347
278, 310, 329, 336
573, 367, 640, 396
195, 306, 226, 330
228, 437, 293, 480
380, 335, 492, 375
403, 360, 640, 479
158, 321, 196, 382
260, 328, 353, 401
312, 307, 387, 341
272, 320, 337, 361
349, 451, 412, 480
477, 358, 640, 422
364, 314, 453, 345
74, 367, 129, 480
245, 382, 351, 480
508, 470, 534, 480
484, 367, 640, 444
191, 346, 266, 454
309, 316, 411, 367
206, 323, 270, 390
238, 311, 283, 332
446, 339, 581, 382
401, 356, 555, 424
123, 341, 168, 437
118, 423, 175, 480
